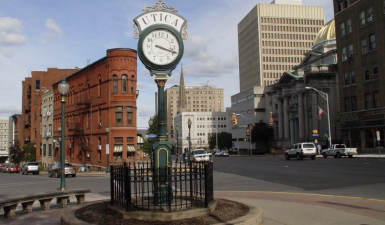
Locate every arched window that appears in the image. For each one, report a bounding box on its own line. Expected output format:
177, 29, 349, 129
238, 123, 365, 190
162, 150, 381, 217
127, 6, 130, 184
113, 75, 118, 93
131, 75, 135, 94
98, 78, 102, 97
122, 75, 127, 93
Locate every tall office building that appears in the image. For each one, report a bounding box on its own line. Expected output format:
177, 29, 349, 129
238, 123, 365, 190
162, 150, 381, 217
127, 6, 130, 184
238, 0, 324, 91
333, 0, 385, 152
165, 71, 224, 141
0, 119, 9, 163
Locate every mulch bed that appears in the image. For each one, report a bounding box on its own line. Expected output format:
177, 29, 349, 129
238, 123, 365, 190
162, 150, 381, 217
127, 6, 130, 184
76, 199, 249, 225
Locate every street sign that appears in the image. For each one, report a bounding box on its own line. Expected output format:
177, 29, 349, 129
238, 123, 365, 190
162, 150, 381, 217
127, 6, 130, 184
106, 144, 109, 154
232, 142, 235, 147
312, 134, 319, 137
147, 134, 157, 138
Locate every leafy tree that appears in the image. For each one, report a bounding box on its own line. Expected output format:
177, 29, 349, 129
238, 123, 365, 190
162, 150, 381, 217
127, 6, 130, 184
208, 132, 232, 150
23, 142, 36, 162
251, 120, 274, 152
9, 141, 24, 165
143, 115, 158, 153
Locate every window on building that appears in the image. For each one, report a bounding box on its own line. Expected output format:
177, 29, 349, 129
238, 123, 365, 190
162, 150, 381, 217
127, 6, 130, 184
344, 20, 351, 35
348, 43, 353, 57
113, 75, 118, 93
351, 71, 356, 84
367, 6, 373, 23
48, 144, 52, 156
361, 38, 367, 54
115, 106, 123, 125
127, 106, 133, 125
131, 75, 135, 94
342, 47, 347, 61
359, 11, 365, 26
344, 72, 349, 85
344, 97, 350, 112
372, 62, 378, 79
365, 93, 371, 109
374, 92, 380, 108
351, 96, 357, 111
340, 22, 346, 36
98, 79, 102, 97
369, 34, 376, 51
363, 66, 370, 80
122, 75, 127, 93
43, 144, 46, 156
35, 79, 40, 90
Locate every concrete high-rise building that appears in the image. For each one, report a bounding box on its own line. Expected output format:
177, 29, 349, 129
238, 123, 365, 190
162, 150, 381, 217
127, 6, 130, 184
165, 72, 224, 141
238, 0, 324, 91
0, 119, 9, 163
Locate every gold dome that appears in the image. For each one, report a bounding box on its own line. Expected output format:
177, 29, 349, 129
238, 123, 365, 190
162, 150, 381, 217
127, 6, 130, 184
313, 19, 335, 45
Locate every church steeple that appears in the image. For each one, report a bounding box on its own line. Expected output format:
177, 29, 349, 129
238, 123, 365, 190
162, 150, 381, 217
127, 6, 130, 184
177, 65, 187, 114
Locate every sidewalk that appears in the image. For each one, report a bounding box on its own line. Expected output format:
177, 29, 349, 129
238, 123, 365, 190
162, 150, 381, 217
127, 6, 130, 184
1, 191, 384, 225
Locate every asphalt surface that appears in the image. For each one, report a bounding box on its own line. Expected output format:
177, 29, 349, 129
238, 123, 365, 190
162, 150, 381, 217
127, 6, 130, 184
0, 154, 384, 224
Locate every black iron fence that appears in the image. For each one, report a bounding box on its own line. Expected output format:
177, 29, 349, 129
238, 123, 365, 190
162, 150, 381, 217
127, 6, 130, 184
110, 161, 213, 212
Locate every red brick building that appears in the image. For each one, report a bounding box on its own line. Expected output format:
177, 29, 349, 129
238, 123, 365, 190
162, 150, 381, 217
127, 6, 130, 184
52, 48, 138, 170
21, 68, 80, 161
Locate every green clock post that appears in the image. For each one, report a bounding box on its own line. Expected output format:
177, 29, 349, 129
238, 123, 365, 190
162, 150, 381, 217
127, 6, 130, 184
133, 0, 188, 205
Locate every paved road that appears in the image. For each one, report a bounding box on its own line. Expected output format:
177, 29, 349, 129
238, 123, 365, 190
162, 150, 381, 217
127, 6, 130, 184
213, 156, 385, 200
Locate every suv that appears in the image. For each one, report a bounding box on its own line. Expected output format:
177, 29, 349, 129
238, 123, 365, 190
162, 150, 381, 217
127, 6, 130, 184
285, 143, 317, 160
190, 149, 210, 162
21, 162, 39, 175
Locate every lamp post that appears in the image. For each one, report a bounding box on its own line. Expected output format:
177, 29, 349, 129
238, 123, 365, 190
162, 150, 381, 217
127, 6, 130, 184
188, 118, 192, 160
236, 113, 252, 156
58, 78, 69, 191
105, 126, 110, 173
305, 87, 332, 147
176, 125, 179, 157
148, 118, 153, 169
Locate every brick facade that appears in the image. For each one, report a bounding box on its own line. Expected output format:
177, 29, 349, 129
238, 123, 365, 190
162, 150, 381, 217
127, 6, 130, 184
52, 48, 138, 169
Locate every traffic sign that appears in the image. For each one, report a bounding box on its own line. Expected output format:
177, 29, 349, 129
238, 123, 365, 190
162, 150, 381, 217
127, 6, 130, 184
147, 134, 157, 138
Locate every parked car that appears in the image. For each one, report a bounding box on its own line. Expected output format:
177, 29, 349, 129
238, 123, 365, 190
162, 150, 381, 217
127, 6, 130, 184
21, 162, 39, 175
322, 144, 357, 158
48, 163, 77, 178
285, 143, 317, 160
8, 165, 20, 173
1, 164, 10, 173
215, 150, 229, 157
190, 149, 210, 162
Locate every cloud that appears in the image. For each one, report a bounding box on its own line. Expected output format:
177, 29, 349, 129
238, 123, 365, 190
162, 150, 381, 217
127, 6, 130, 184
0, 104, 21, 119
0, 17, 27, 47
45, 19, 62, 39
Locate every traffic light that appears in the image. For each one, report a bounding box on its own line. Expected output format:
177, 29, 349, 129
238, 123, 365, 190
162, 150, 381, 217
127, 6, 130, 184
232, 113, 237, 125
269, 118, 273, 126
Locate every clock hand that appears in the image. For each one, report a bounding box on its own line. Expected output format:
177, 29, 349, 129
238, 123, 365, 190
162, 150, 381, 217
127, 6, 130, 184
155, 45, 177, 54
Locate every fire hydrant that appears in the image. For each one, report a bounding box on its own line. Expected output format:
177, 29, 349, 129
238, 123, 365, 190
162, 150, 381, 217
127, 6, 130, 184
272, 150, 276, 156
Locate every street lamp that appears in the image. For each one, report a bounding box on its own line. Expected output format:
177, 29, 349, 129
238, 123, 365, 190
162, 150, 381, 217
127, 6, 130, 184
58, 78, 69, 191
148, 118, 153, 169
176, 125, 179, 155
188, 118, 192, 160
305, 87, 332, 147
105, 126, 110, 173
236, 113, 252, 156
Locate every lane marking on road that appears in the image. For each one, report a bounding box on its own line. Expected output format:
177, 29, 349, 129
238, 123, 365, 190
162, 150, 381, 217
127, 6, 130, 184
215, 191, 385, 203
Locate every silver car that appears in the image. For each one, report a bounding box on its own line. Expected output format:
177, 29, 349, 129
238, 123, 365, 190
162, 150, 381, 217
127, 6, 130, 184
48, 163, 77, 178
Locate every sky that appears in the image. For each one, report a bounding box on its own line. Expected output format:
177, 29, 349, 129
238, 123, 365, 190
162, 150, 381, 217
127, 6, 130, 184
0, 0, 334, 128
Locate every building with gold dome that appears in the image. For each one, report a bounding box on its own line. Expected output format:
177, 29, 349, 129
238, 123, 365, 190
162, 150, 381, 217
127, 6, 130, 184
231, 18, 340, 153
263, 18, 339, 149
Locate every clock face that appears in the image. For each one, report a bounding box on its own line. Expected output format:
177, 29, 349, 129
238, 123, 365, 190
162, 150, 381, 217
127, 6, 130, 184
142, 29, 180, 65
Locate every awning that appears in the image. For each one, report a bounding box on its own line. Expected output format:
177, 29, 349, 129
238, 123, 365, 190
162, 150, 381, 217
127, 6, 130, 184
114, 145, 123, 152
127, 145, 136, 152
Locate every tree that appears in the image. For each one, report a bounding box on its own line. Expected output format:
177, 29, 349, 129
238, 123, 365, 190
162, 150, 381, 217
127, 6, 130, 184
142, 115, 158, 153
251, 120, 274, 153
23, 142, 36, 162
208, 132, 232, 150
9, 141, 24, 165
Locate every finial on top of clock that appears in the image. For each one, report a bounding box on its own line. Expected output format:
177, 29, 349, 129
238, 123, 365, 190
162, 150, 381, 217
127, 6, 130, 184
143, 0, 178, 13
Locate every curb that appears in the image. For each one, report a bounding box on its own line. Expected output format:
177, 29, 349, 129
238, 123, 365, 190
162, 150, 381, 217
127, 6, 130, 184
61, 199, 263, 225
